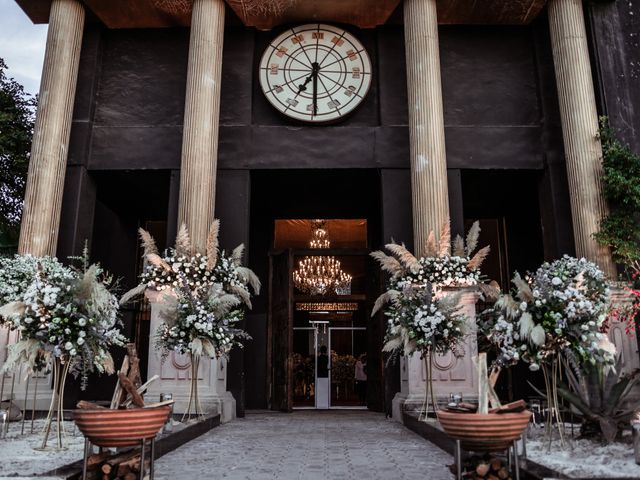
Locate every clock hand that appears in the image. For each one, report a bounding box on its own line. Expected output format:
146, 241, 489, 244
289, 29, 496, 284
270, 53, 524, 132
297, 73, 313, 92
312, 62, 319, 115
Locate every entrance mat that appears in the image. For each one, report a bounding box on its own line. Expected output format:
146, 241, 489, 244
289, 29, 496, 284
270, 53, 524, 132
42, 413, 221, 479
402, 411, 631, 480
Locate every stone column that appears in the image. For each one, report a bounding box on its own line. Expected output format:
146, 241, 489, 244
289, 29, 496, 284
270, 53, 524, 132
404, 0, 450, 257
18, 0, 85, 256
548, 0, 616, 277
177, 0, 225, 252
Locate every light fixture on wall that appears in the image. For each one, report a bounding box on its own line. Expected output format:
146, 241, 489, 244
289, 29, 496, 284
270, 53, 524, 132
293, 220, 352, 296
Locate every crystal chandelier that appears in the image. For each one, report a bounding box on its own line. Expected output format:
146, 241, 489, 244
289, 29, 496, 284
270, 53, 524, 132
293, 220, 352, 296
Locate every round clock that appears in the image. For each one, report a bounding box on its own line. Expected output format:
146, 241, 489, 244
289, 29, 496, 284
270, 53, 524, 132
259, 24, 372, 123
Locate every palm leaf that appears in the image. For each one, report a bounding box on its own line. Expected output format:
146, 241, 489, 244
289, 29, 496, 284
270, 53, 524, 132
147, 253, 172, 272
237, 266, 261, 294
465, 221, 480, 256
175, 223, 192, 257
206, 220, 220, 271
468, 245, 490, 271
75, 264, 99, 302
370, 251, 404, 276
119, 283, 147, 306
230, 284, 252, 309
453, 235, 465, 257
382, 336, 403, 353
438, 222, 451, 257
231, 244, 245, 266
424, 231, 438, 257
0, 301, 26, 320
478, 282, 500, 303
385, 243, 420, 273
512, 273, 534, 302
371, 289, 400, 316
138, 228, 159, 257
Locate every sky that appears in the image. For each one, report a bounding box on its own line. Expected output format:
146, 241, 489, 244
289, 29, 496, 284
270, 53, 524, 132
0, 0, 48, 95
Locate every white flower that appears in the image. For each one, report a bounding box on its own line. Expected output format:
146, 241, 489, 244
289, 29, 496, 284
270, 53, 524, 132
551, 277, 562, 286
64, 342, 74, 350
78, 318, 87, 327
77, 337, 85, 346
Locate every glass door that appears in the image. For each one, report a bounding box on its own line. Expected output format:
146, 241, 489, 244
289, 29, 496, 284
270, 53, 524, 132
292, 327, 316, 408
328, 327, 367, 408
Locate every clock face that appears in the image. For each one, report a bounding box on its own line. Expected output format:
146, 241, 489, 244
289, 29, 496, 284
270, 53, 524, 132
259, 24, 372, 124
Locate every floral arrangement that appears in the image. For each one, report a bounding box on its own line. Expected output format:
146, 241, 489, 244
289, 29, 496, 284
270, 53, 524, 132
0, 250, 126, 387
124, 221, 260, 360
371, 222, 489, 294
480, 255, 613, 372
371, 222, 491, 358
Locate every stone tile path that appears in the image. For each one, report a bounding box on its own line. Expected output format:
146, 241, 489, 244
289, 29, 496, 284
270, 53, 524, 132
155, 410, 452, 480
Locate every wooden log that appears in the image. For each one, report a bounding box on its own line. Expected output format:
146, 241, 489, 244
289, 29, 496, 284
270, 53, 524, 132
487, 475, 500, 480
101, 463, 112, 475
122, 375, 160, 408
478, 353, 489, 414
142, 399, 174, 409
490, 458, 502, 471
123, 473, 137, 480
87, 451, 111, 469
476, 462, 490, 477
77, 400, 108, 410
497, 467, 509, 479
118, 373, 145, 408
110, 355, 129, 409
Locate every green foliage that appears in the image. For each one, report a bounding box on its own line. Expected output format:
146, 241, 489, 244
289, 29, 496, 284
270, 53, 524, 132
557, 356, 640, 443
0, 58, 36, 246
595, 117, 640, 276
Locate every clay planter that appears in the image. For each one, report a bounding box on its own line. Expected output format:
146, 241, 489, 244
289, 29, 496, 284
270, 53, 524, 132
438, 410, 532, 452
73, 406, 171, 447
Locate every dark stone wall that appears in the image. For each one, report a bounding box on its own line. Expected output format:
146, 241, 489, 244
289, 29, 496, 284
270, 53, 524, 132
76, 21, 549, 172
587, 0, 640, 152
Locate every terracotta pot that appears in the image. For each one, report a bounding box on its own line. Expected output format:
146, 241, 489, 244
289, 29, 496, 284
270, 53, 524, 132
73, 406, 171, 447
438, 410, 532, 452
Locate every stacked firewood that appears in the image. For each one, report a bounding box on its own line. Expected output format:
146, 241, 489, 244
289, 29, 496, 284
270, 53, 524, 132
79, 448, 152, 480
450, 455, 514, 480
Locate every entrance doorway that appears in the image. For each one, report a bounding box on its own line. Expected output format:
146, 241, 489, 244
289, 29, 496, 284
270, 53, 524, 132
292, 323, 367, 409
267, 217, 380, 412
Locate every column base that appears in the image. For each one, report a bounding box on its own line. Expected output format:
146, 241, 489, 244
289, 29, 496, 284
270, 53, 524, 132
146, 384, 236, 423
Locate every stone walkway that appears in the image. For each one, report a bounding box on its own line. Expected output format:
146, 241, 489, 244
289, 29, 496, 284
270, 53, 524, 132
155, 411, 452, 480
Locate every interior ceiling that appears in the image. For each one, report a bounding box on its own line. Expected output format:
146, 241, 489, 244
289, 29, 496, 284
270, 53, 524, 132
274, 219, 367, 250
16, 0, 548, 28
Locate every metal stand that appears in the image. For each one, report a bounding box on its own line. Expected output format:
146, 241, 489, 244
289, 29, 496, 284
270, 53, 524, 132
81, 437, 157, 480
454, 438, 521, 480
455, 440, 462, 480
82, 438, 91, 480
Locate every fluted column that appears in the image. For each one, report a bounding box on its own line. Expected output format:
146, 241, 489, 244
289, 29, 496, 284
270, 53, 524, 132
548, 0, 616, 277
178, 0, 225, 252
18, 0, 85, 256
404, 0, 450, 257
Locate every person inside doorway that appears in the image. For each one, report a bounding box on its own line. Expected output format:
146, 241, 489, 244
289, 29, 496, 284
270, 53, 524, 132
317, 345, 329, 378
355, 354, 367, 405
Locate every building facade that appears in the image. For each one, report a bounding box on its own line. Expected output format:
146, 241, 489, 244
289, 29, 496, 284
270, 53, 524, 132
13, 0, 640, 415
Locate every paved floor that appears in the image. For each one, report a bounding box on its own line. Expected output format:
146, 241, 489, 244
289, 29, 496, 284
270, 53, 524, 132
155, 411, 453, 480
